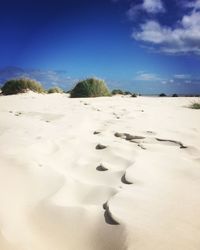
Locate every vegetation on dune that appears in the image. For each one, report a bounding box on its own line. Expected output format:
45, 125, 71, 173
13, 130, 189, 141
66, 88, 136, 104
70, 78, 110, 98
159, 93, 167, 97
124, 91, 132, 95
65, 90, 72, 94
184, 94, 200, 97
189, 101, 200, 109
172, 93, 178, 97
112, 89, 124, 95
1, 78, 44, 95
112, 89, 135, 96
48, 87, 63, 94
131, 93, 137, 97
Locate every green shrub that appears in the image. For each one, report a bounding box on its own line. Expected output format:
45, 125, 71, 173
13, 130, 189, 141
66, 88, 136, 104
1, 78, 44, 95
189, 101, 200, 109
172, 93, 178, 97
65, 90, 72, 94
112, 90, 134, 96
48, 87, 63, 94
112, 89, 124, 95
159, 93, 167, 97
124, 91, 132, 95
71, 78, 110, 98
131, 93, 137, 97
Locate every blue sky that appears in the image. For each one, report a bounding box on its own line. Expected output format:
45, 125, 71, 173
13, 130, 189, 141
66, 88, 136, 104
0, 0, 200, 94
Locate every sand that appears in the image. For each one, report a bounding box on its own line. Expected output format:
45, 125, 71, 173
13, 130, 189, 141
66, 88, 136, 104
0, 93, 200, 250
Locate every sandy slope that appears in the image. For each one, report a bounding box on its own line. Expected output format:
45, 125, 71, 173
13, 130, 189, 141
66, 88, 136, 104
0, 93, 200, 250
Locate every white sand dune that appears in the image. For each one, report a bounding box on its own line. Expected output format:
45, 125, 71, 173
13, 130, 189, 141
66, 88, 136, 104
0, 93, 200, 250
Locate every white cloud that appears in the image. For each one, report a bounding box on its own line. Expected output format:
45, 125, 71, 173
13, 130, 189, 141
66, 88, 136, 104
127, 0, 165, 19
132, 9, 200, 54
174, 74, 190, 79
185, 0, 200, 10
133, 20, 169, 43
142, 0, 165, 13
135, 72, 160, 81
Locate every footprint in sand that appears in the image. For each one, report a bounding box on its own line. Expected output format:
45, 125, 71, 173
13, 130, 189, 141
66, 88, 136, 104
146, 130, 156, 135
156, 138, 187, 149
96, 144, 107, 150
15, 112, 22, 116
121, 173, 133, 185
103, 202, 120, 225
137, 143, 146, 150
115, 131, 188, 150
114, 132, 145, 142
93, 131, 101, 135
112, 112, 120, 119
96, 163, 108, 171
